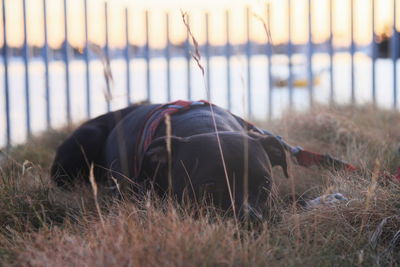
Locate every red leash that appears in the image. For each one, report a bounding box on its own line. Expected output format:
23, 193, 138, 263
395, 167, 400, 181
295, 149, 358, 172
296, 148, 400, 183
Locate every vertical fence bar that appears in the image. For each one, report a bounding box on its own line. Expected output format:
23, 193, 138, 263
287, 0, 293, 107
104, 2, 111, 112
22, 0, 31, 137
145, 11, 151, 101
329, 0, 334, 104
246, 7, 252, 118
185, 15, 191, 100
307, 0, 314, 106
205, 13, 211, 99
43, 0, 51, 128
350, 0, 355, 103
125, 7, 131, 105
165, 12, 171, 101
267, 4, 273, 120
84, 0, 91, 117
372, 0, 376, 105
392, 0, 398, 108
2, 0, 10, 147
226, 10, 231, 111
104, 2, 110, 68
63, 0, 71, 124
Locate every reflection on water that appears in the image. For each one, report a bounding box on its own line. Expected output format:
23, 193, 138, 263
0, 53, 398, 146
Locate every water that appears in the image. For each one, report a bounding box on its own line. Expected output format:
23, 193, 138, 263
0, 53, 398, 147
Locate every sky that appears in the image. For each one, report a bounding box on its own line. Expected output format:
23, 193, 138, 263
0, 0, 398, 49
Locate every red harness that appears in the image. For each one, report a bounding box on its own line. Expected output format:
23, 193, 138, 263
133, 100, 211, 178
140, 100, 210, 152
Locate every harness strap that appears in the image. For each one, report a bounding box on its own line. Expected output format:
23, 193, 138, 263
133, 100, 209, 178
141, 100, 209, 151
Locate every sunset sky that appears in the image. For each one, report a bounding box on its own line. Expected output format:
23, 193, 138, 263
0, 0, 398, 49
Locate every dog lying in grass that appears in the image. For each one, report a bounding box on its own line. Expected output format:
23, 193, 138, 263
51, 100, 292, 219
51, 100, 360, 219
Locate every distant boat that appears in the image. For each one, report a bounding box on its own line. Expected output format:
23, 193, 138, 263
273, 75, 321, 88
272, 62, 323, 88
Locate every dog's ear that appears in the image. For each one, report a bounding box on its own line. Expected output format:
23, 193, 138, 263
145, 136, 189, 164
255, 135, 291, 178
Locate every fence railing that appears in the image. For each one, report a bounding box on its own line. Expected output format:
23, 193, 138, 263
1, 0, 399, 148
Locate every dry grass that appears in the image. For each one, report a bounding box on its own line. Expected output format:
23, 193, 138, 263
1, 105, 400, 266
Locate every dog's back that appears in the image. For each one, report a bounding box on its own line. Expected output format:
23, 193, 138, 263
50, 103, 148, 187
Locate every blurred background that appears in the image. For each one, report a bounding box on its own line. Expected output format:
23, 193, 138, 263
0, 0, 399, 147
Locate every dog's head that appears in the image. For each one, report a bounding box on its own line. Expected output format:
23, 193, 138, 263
141, 132, 290, 218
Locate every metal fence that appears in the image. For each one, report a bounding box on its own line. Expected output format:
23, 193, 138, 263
1, 0, 399, 148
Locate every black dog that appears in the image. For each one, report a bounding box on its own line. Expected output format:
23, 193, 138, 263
51, 101, 289, 218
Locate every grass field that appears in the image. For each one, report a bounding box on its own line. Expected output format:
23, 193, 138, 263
1, 105, 400, 266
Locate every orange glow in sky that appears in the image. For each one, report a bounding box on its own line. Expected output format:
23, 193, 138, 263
0, 0, 398, 49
